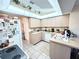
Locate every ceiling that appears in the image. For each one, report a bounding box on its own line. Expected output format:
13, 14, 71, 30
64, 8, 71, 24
75, 0, 79, 5
0, 0, 77, 19
32, 0, 52, 9
16, 0, 54, 15
19, 0, 61, 16
58, 0, 76, 14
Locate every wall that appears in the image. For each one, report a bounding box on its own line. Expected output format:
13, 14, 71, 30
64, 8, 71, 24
41, 15, 69, 27
69, 2, 79, 37
20, 17, 30, 44
29, 18, 41, 28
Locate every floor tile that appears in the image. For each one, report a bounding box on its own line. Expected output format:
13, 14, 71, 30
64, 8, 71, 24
23, 41, 50, 59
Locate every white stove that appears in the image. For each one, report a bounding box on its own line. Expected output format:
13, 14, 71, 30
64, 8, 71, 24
0, 45, 28, 59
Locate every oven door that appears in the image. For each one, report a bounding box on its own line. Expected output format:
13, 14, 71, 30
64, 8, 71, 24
70, 48, 79, 59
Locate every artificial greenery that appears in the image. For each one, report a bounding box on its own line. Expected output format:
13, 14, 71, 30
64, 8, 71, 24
38, 11, 40, 14
26, 5, 32, 10
13, 0, 40, 14
22, 5, 26, 8
13, 0, 20, 4
30, 1, 34, 4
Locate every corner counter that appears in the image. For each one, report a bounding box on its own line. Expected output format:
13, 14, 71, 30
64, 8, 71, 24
50, 38, 79, 59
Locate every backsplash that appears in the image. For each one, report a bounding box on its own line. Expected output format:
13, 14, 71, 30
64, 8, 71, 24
30, 27, 69, 32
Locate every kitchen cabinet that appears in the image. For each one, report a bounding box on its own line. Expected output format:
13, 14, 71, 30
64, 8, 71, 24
29, 18, 41, 28
41, 15, 69, 27
30, 32, 42, 44
50, 38, 79, 59
50, 41, 71, 59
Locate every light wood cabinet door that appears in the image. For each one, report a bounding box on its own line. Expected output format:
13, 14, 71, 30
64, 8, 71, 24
30, 32, 42, 44
50, 41, 71, 59
41, 15, 69, 27
29, 18, 41, 28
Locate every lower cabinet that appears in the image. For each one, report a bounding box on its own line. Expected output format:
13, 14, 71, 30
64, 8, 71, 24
50, 41, 71, 59
30, 32, 42, 44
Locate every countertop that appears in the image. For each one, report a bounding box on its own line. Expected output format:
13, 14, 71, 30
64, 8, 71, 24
50, 38, 79, 49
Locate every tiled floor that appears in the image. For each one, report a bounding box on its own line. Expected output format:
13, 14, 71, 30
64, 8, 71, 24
23, 41, 50, 59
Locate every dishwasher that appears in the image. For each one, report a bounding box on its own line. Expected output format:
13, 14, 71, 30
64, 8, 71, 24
70, 48, 79, 59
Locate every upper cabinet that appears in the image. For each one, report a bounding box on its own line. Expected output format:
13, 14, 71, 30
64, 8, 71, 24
29, 15, 69, 28
41, 15, 69, 27
29, 18, 41, 28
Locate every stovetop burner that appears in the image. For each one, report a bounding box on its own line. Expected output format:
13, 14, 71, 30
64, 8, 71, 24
6, 47, 16, 53
1, 45, 28, 59
12, 54, 21, 59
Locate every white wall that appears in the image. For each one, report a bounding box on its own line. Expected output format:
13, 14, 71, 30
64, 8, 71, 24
41, 15, 69, 27
69, 3, 79, 37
